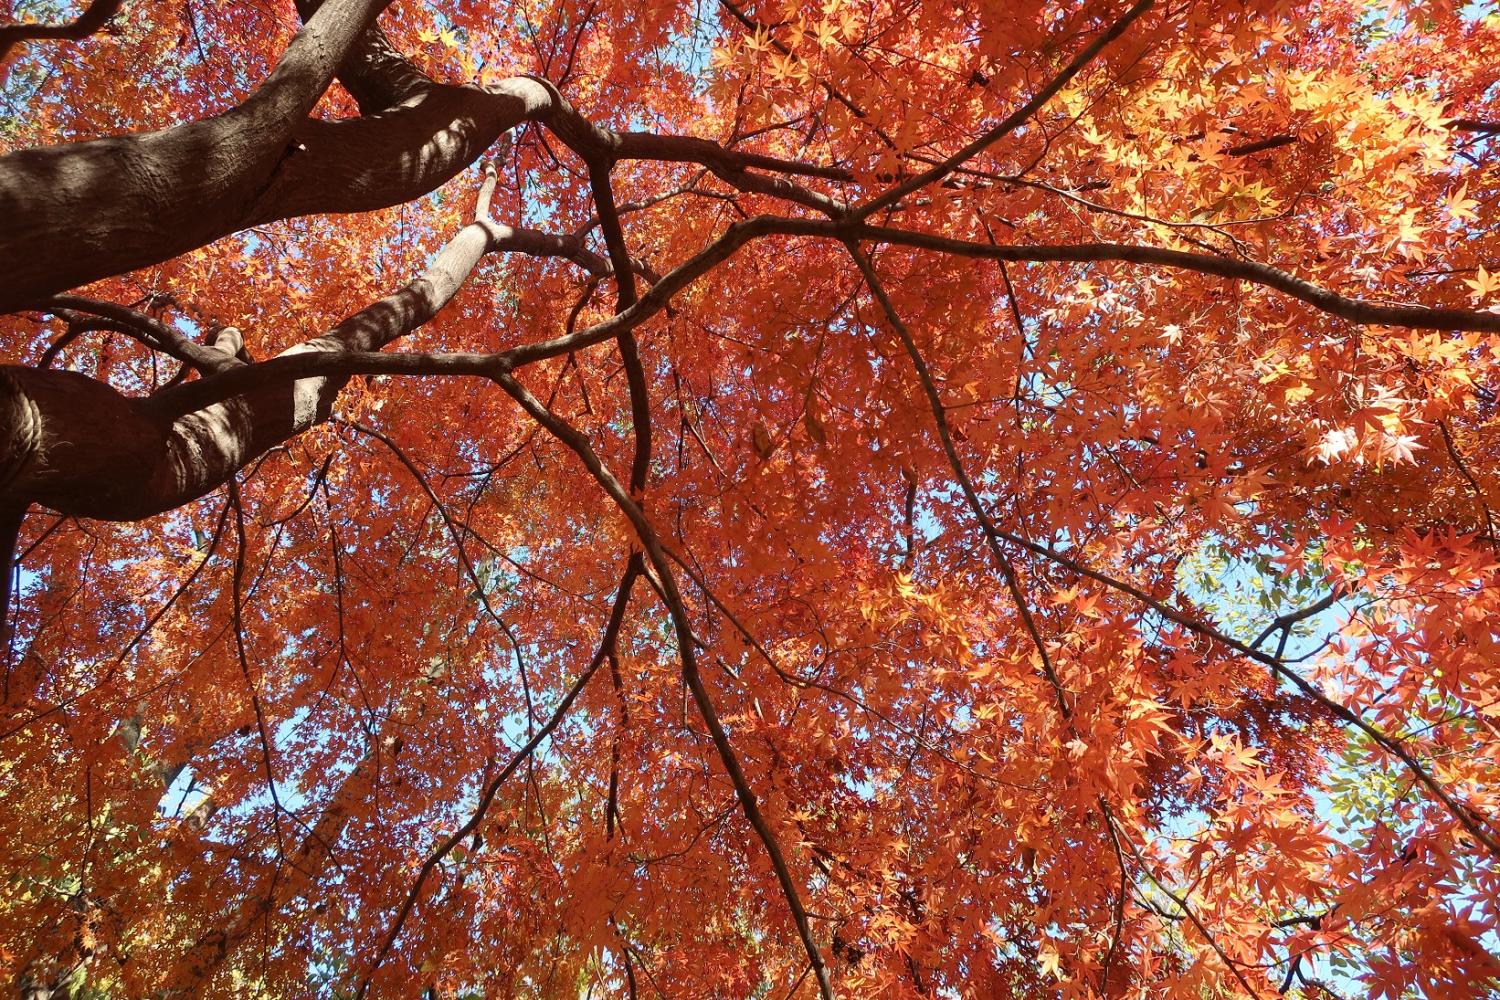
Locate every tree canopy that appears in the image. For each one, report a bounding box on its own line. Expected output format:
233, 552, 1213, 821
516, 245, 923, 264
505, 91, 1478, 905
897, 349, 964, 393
2, 0, 1500, 996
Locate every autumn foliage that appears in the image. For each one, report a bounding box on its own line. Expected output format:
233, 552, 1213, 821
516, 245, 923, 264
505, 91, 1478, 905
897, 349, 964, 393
4, 0, 1500, 996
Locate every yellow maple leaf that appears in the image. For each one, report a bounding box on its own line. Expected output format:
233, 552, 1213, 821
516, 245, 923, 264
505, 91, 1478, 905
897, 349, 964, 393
1446, 183, 1481, 223
1464, 264, 1500, 301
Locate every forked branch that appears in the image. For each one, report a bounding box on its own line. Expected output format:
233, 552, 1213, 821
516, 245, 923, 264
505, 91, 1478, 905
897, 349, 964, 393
845, 245, 1500, 856
493, 372, 836, 1000
356, 557, 643, 997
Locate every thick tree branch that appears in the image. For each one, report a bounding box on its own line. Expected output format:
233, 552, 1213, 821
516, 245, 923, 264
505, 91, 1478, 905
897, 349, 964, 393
293, 0, 434, 113
0, 173, 573, 521
0, 0, 394, 309
2, 61, 843, 315
0, 0, 123, 61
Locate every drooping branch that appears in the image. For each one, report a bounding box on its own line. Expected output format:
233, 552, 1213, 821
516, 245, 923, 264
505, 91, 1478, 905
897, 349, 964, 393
493, 372, 836, 1000
1437, 420, 1500, 550
356, 557, 643, 998
587, 162, 653, 492
847, 241, 1071, 718
342, 418, 530, 668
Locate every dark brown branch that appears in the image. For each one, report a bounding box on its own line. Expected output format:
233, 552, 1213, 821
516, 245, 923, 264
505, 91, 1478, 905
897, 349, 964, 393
587, 163, 653, 493
0, 504, 21, 669
854, 0, 1154, 219
847, 242, 1070, 718
1224, 118, 1500, 159
614, 131, 851, 183
356, 559, 642, 997
0, 0, 123, 61
141, 211, 1500, 429
1225, 134, 1298, 156
493, 372, 835, 1000
526, 73, 844, 216
1438, 420, 1499, 549
1450, 119, 1500, 134
814, 220, 1500, 332
1, 171, 524, 522
1446, 119, 1500, 134
0, 0, 395, 309
1250, 590, 1342, 652
1100, 804, 1130, 994
42, 295, 241, 375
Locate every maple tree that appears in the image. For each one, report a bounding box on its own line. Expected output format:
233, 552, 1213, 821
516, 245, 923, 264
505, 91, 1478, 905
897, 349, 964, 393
3, 0, 1500, 995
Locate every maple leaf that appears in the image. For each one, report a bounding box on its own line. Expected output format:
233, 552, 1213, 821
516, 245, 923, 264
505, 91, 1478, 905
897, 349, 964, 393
1446, 184, 1480, 223
1039, 943, 1065, 981
1464, 264, 1500, 301
1382, 432, 1425, 465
